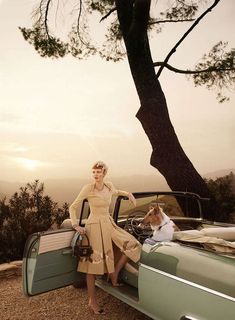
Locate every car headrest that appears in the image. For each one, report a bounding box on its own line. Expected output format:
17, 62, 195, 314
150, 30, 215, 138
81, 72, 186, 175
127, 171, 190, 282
201, 227, 235, 241
60, 219, 72, 229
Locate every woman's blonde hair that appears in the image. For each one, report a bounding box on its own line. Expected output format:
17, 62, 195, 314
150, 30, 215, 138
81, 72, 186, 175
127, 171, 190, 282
92, 161, 108, 175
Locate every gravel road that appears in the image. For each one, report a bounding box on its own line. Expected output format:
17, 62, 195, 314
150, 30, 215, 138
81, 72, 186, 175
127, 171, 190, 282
0, 276, 152, 320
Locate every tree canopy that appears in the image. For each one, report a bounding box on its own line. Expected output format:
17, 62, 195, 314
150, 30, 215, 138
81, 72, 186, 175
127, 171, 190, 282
20, 0, 234, 102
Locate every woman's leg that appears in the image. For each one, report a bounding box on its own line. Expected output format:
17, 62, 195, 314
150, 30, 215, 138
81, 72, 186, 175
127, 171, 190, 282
86, 274, 99, 310
109, 253, 128, 285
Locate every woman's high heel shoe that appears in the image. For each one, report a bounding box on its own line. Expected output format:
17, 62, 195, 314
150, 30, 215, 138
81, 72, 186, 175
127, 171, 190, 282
107, 274, 124, 287
88, 303, 105, 315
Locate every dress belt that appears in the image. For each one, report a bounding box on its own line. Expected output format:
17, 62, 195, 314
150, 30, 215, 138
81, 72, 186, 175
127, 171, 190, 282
86, 214, 111, 224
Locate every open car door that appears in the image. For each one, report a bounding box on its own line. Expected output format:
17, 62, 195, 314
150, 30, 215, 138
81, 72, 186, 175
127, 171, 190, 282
22, 228, 85, 296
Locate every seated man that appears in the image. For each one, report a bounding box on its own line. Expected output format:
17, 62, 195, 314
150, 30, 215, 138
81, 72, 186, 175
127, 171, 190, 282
142, 201, 180, 242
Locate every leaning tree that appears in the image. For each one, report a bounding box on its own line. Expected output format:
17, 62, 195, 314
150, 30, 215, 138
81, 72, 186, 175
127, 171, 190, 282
20, 0, 235, 217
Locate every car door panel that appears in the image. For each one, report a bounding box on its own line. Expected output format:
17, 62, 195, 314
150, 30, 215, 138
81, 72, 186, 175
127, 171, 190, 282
139, 263, 235, 320
23, 229, 85, 296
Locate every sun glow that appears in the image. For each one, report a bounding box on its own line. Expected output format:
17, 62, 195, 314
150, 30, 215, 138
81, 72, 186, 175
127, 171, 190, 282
17, 157, 42, 171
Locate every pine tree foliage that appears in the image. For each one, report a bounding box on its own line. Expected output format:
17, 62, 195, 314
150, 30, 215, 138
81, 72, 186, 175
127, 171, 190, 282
19, 0, 234, 100
0, 180, 69, 263
205, 172, 235, 222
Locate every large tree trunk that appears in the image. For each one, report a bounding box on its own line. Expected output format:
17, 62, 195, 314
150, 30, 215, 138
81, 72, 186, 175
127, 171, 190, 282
116, 0, 213, 218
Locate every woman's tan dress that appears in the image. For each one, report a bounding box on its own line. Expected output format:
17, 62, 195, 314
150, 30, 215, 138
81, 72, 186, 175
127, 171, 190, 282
69, 181, 141, 274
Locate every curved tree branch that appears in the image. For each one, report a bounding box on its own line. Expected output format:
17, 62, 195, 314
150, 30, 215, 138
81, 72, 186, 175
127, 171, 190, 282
75, 0, 94, 50
38, 1, 44, 23
150, 18, 194, 25
101, 6, 194, 27
156, 0, 221, 79
153, 61, 234, 74
100, 7, 117, 22
76, 0, 84, 44
44, 0, 52, 39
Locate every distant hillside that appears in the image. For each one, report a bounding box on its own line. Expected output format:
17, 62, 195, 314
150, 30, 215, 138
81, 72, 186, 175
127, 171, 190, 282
1, 169, 233, 205
0, 174, 169, 205
203, 169, 235, 180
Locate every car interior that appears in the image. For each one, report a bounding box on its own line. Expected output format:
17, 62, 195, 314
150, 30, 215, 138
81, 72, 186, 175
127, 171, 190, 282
61, 192, 235, 248
59, 192, 235, 292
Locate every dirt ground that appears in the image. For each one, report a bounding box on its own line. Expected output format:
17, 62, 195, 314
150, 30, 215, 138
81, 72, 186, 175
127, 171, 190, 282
0, 276, 152, 320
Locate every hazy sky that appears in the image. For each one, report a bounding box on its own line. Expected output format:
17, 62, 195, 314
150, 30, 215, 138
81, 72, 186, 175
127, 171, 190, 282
0, 0, 234, 183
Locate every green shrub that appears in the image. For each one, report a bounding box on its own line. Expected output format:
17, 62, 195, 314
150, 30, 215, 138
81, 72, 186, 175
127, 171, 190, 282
0, 180, 69, 263
205, 172, 235, 222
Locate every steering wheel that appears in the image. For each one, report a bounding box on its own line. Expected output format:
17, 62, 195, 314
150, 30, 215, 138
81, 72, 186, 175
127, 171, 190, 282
124, 210, 152, 242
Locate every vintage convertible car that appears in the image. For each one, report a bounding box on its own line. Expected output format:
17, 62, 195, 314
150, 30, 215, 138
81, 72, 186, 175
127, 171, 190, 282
22, 191, 235, 320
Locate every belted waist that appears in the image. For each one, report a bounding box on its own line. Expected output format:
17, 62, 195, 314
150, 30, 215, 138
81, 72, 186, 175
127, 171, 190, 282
86, 213, 112, 225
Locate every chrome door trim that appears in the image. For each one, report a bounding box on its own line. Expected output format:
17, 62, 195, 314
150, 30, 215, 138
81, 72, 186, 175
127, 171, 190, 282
180, 316, 200, 320
140, 263, 235, 302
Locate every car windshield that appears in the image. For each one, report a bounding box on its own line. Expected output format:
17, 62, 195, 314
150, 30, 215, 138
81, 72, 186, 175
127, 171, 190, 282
117, 193, 202, 221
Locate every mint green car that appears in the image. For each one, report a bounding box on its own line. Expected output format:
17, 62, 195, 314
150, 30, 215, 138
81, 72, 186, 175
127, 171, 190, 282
22, 192, 235, 320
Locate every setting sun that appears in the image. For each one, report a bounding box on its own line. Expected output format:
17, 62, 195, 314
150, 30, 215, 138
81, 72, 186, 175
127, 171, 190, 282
16, 157, 42, 171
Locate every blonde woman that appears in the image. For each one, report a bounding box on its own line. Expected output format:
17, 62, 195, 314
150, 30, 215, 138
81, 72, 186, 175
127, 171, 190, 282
69, 161, 141, 315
